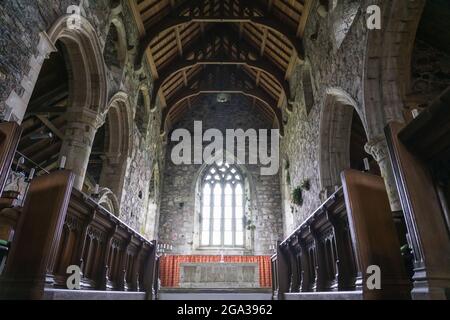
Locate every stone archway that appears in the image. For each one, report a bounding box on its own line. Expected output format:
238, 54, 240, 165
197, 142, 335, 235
363, 0, 426, 137
96, 92, 133, 209
142, 163, 160, 239
4, 15, 108, 190
98, 188, 121, 216
44, 15, 108, 189
319, 88, 368, 196
363, 0, 426, 211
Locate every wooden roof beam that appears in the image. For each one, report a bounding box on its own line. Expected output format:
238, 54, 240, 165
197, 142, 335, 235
151, 57, 291, 107
135, 0, 304, 69
160, 65, 283, 136
161, 89, 283, 136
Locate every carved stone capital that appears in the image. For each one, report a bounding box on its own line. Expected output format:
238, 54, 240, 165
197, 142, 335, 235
365, 136, 389, 163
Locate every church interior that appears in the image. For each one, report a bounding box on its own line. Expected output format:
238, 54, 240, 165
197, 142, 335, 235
0, 0, 449, 301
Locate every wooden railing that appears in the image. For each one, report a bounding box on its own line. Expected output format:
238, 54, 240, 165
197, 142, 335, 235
272, 170, 412, 300
49, 189, 158, 294
272, 187, 360, 299
0, 170, 159, 300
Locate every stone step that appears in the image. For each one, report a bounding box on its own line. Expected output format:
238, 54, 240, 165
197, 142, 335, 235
158, 288, 272, 301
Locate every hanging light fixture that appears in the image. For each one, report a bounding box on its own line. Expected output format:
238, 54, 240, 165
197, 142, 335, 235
217, 93, 231, 103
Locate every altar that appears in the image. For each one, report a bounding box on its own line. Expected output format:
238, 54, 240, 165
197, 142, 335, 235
179, 262, 260, 289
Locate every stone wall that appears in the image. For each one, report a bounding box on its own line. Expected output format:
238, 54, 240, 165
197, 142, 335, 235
280, 0, 372, 234
0, 0, 164, 239
158, 96, 283, 255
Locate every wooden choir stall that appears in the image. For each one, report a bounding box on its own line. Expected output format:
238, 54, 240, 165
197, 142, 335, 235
385, 87, 450, 300
271, 170, 412, 300
0, 122, 159, 300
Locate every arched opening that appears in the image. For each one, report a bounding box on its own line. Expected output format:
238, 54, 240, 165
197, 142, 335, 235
85, 119, 107, 193
97, 188, 121, 216
135, 88, 150, 137
84, 93, 132, 212
142, 165, 160, 239
103, 17, 127, 87
13, 41, 69, 179
302, 62, 315, 116
319, 91, 380, 197
281, 157, 294, 236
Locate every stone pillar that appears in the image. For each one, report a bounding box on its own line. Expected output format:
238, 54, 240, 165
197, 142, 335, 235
365, 136, 402, 212
365, 136, 408, 246
59, 108, 104, 190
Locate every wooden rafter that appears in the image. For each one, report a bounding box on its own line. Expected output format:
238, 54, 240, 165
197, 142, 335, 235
151, 25, 290, 105
134, 0, 305, 69
160, 65, 283, 135
132, 0, 311, 127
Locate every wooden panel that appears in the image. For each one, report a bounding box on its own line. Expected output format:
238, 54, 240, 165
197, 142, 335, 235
385, 122, 450, 299
0, 122, 22, 195
341, 169, 411, 300
0, 170, 74, 299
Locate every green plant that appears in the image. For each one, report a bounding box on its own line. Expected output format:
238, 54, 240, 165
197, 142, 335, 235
245, 219, 256, 231
291, 186, 304, 206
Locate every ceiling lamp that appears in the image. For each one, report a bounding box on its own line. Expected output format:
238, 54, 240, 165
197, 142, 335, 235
217, 93, 231, 103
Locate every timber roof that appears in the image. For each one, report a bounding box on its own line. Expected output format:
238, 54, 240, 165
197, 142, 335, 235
129, 0, 313, 134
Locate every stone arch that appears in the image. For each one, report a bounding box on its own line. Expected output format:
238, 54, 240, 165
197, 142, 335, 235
318, 88, 369, 195
5, 14, 107, 124
281, 155, 294, 236
97, 92, 133, 206
6, 15, 108, 190
98, 188, 121, 216
363, 0, 426, 138
135, 84, 152, 137
103, 11, 128, 75
143, 163, 161, 239
46, 15, 108, 115
301, 60, 316, 116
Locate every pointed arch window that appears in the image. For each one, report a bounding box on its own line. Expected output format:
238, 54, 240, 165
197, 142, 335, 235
200, 162, 245, 248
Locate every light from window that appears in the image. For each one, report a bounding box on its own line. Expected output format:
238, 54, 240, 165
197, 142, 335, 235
200, 162, 245, 247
